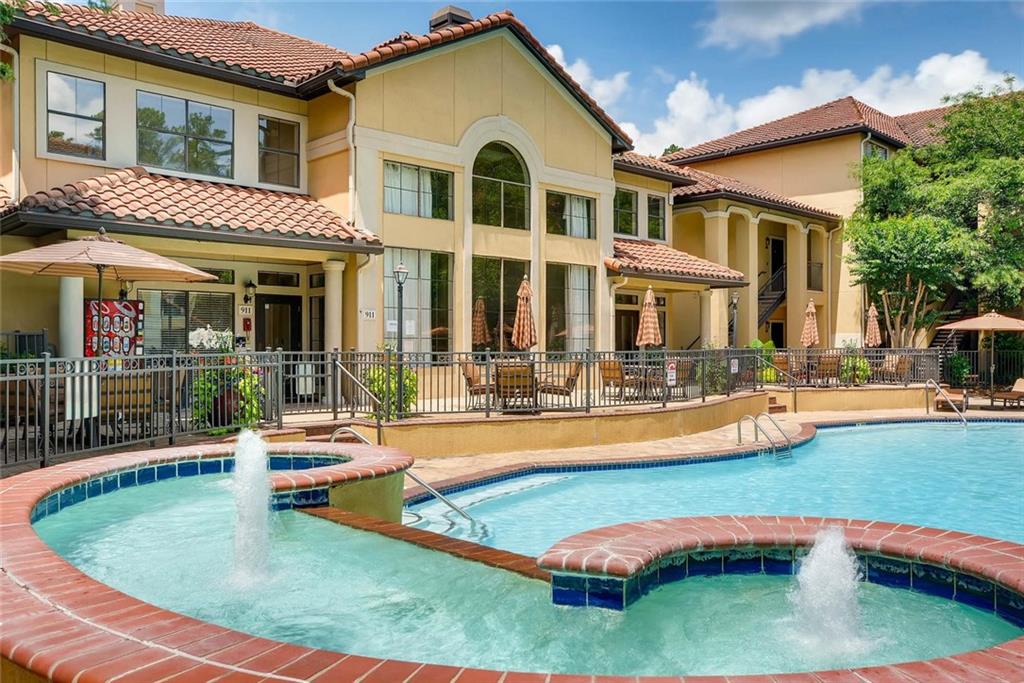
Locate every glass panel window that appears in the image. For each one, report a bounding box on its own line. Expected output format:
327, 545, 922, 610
471, 256, 529, 352
383, 161, 453, 220
472, 142, 530, 230
647, 196, 666, 240
545, 263, 594, 353
137, 91, 234, 178
47, 72, 105, 159
259, 116, 300, 187
383, 248, 453, 355
257, 271, 300, 287
309, 272, 325, 289
546, 191, 595, 239
139, 289, 233, 353
864, 141, 889, 160
614, 188, 638, 235
309, 296, 325, 352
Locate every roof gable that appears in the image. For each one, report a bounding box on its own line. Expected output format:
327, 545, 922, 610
672, 167, 841, 222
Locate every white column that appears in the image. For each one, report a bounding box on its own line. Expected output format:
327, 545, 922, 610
323, 260, 346, 353
699, 289, 712, 346
59, 276, 84, 357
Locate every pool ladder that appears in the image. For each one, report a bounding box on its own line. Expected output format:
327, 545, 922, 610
737, 413, 793, 460
329, 427, 476, 523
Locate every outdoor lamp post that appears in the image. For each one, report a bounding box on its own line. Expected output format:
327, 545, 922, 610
729, 291, 739, 348
393, 262, 409, 417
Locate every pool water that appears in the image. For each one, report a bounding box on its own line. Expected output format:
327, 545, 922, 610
35, 470, 1022, 676
410, 423, 1024, 555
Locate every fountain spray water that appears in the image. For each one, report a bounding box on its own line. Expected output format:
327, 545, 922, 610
231, 429, 270, 585
786, 526, 874, 657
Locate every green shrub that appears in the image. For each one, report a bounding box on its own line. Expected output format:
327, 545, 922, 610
191, 362, 265, 430
840, 354, 871, 385
749, 339, 779, 383
947, 353, 971, 387
364, 361, 418, 420
696, 345, 728, 394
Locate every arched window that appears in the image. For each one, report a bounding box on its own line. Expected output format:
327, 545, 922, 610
472, 142, 530, 230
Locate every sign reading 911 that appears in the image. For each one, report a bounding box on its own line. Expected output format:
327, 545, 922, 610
84, 299, 144, 357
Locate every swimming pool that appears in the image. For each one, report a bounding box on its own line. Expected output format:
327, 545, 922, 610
409, 422, 1024, 555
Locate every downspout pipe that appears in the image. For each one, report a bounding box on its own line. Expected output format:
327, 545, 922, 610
826, 223, 843, 346
1, 43, 20, 201
326, 79, 356, 213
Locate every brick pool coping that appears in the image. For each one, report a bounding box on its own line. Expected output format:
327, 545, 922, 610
0, 417, 1022, 682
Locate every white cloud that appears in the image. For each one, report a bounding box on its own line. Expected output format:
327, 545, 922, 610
702, 0, 865, 52
546, 44, 630, 110
231, 1, 283, 28
624, 50, 1013, 156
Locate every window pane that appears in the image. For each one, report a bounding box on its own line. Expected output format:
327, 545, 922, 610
47, 73, 78, 114
614, 189, 636, 212
400, 188, 419, 217
545, 263, 568, 352
257, 271, 300, 287
188, 139, 232, 177
648, 196, 665, 240
471, 256, 501, 351
136, 91, 185, 133
73, 78, 105, 118
427, 170, 452, 220
615, 209, 636, 235
501, 260, 528, 351
546, 192, 567, 236
187, 101, 232, 141
502, 183, 528, 230
47, 113, 103, 158
189, 292, 233, 333
472, 177, 502, 226
139, 289, 187, 353
138, 129, 185, 170
473, 141, 528, 183
259, 150, 298, 186
259, 117, 298, 153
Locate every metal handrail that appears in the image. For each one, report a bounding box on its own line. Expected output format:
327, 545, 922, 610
756, 412, 793, 459
924, 379, 967, 427
335, 360, 382, 444
330, 426, 476, 523
736, 414, 779, 458
757, 356, 799, 413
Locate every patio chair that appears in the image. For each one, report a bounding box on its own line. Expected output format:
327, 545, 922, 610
459, 360, 493, 410
880, 354, 913, 384
538, 361, 582, 408
815, 354, 841, 387
771, 352, 805, 383
992, 378, 1024, 408
598, 360, 642, 400
935, 387, 969, 412
495, 363, 537, 412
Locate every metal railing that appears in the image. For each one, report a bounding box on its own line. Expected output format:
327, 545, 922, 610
755, 411, 793, 458
737, 414, 789, 459
924, 379, 967, 427
940, 349, 1024, 389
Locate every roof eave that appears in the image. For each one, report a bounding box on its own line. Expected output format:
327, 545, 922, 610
606, 265, 748, 289
672, 190, 840, 223
1, 211, 384, 255
612, 161, 697, 187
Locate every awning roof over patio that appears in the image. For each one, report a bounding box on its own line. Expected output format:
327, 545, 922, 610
605, 238, 748, 288
0, 167, 383, 254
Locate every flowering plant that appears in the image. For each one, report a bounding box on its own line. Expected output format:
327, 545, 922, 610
188, 325, 234, 352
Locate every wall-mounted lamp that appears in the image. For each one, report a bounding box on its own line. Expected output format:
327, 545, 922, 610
243, 280, 257, 304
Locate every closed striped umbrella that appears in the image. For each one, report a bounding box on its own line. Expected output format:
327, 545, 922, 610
864, 303, 882, 348
800, 299, 820, 348
510, 276, 537, 350
635, 286, 663, 348
472, 296, 492, 346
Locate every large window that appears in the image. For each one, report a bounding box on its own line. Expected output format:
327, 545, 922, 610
471, 257, 529, 351
258, 116, 299, 187
545, 263, 594, 353
136, 91, 233, 178
383, 161, 453, 220
46, 72, 105, 159
614, 188, 638, 235
472, 142, 529, 230
383, 248, 453, 355
545, 191, 594, 239
648, 196, 666, 240
138, 290, 234, 353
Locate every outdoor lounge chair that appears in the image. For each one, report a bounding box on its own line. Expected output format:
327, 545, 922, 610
598, 360, 642, 400
538, 361, 582, 408
879, 354, 913, 384
495, 363, 537, 412
935, 388, 969, 412
459, 360, 493, 410
992, 378, 1024, 408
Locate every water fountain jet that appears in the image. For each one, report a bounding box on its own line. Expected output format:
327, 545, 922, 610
231, 429, 270, 585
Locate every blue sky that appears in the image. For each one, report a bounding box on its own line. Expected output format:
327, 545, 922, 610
169, 1, 1024, 154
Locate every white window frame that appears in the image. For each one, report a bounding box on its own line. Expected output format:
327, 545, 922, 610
614, 182, 670, 242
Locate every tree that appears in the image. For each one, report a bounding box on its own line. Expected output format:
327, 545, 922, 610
662, 143, 682, 156
849, 78, 1024, 343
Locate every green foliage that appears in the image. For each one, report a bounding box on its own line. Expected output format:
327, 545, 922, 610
662, 143, 682, 156
840, 354, 871, 385
947, 353, 971, 387
748, 338, 778, 382
696, 344, 728, 394
364, 361, 418, 420
191, 363, 265, 431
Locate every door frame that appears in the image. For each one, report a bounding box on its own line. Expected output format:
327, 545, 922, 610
255, 293, 302, 351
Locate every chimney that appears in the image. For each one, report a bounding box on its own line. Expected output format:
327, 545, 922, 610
429, 5, 474, 31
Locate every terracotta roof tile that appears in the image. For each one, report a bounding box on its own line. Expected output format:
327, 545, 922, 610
672, 167, 841, 221
895, 104, 953, 146
17, 1, 351, 84
10, 167, 381, 250
612, 152, 696, 186
662, 96, 914, 164
606, 238, 746, 285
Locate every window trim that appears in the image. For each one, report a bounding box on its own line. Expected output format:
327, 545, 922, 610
545, 190, 596, 239
613, 187, 639, 236
382, 159, 455, 221
258, 115, 300, 188
647, 194, 667, 241
46, 71, 107, 161
136, 89, 235, 179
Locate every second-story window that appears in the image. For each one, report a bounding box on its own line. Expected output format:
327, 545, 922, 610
258, 116, 299, 187
136, 91, 233, 178
383, 161, 453, 220
546, 191, 594, 239
46, 72, 105, 160
614, 188, 638, 236
864, 141, 889, 160
472, 141, 530, 230
647, 196, 666, 240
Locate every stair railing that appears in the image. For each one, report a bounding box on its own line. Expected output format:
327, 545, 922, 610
756, 355, 799, 413
758, 268, 787, 327
924, 379, 967, 427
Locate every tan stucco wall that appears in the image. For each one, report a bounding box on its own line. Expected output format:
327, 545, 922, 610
328, 470, 405, 522
769, 385, 930, 412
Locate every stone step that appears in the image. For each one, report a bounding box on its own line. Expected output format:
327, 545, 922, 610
767, 403, 788, 414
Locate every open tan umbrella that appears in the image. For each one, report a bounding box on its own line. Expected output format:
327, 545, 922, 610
865, 303, 882, 348
510, 276, 537, 351
938, 311, 1024, 404
635, 286, 662, 348
800, 300, 820, 348
471, 296, 492, 347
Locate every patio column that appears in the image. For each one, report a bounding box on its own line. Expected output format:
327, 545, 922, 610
704, 213, 730, 346
323, 260, 346, 353
699, 289, 712, 346
786, 223, 809, 347
736, 216, 759, 345
59, 276, 84, 357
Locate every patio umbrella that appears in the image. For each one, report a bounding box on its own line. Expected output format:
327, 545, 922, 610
510, 276, 537, 351
865, 303, 882, 348
800, 300, 820, 348
635, 286, 663, 348
938, 312, 1024, 405
471, 296, 492, 347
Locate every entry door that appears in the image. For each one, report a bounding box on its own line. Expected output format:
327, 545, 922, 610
769, 321, 785, 348
768, 237, 786, 291
255, 294, 302, 351
615, 310, 640, 351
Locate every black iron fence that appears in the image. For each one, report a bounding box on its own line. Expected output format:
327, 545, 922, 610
940, 349, 1024, 389
2, 347, 952, 469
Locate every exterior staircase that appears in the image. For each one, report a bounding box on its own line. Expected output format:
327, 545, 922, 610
758, 268, 787, 328
767, 395, 787, 415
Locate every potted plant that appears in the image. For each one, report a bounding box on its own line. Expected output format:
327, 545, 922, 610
189, 326, 264, 430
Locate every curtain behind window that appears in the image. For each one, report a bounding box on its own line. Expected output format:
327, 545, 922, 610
383, 162, 401, 214
567, 265, 592, 352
